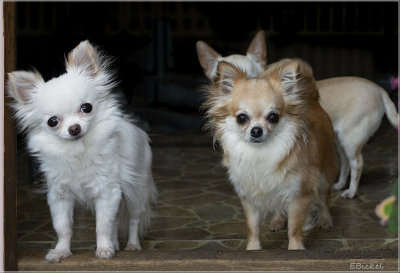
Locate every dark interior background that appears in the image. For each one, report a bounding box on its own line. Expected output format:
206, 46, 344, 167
15, 2, 398, 133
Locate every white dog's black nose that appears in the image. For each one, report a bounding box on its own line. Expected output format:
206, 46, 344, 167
68, 124, 81, 136
250, 127, 263, 138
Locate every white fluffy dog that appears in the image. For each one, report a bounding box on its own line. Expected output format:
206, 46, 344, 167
7, 40, 157, 262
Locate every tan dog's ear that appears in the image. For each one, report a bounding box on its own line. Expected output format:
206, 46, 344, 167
279, 58, 318, 106
281, 59, 315, 92
7, 71, 44, 103
246, 30, 267, 70
281, 60, 300, 95
196, 41, 222, 79
216, 61, 247, 94
66, 40, 101, 78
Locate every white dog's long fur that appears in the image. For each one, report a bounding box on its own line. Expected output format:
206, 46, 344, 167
7, 40, 157, 262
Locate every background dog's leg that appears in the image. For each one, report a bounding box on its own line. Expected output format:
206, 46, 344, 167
95, 190, 122, 259
287, 194, 313, 250
45, 197, 74, 262
333, 142, 349, 191
341, 151, 363, 199
125, 218, 142, 251
241, 198, 262, 250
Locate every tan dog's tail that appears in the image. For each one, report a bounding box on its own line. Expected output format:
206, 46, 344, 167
380, 88, 399, 129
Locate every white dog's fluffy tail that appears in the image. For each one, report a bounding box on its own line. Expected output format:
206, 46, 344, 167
118, 175, 157, 238
380, 88, 398, 129
138, 176, 158, 235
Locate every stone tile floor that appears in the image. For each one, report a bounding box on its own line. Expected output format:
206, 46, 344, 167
17, 120, 398, 253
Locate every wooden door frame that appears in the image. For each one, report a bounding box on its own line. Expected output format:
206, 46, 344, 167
2, 1, 17, 271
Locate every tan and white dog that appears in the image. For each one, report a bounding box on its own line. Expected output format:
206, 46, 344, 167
196, 30, 398, 199
202, 58, 337, 250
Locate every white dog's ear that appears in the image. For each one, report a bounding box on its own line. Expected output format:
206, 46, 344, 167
7, 71, 44, 103
246, 30, 267, 70
66, 40, 101, 78
216, 61, 247, 94
196, 41, 222, 79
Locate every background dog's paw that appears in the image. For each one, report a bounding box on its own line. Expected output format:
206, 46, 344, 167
340, 189, 356, 199
333, 182, 345, 191
125, 243, 142, 251
45, 249, 72, 262
96, 247, 115, 259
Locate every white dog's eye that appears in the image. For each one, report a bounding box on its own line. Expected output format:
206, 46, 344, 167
80, 103, 92, 113
47, 116, 59, 127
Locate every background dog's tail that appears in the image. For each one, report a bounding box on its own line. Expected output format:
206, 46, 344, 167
380, 88, 399, 129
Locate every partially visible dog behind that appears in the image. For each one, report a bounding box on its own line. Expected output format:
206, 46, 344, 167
315, 77, 397, 198
202, 58, 337, 250
196, 30, 267, 80
196, 30, 398, 199
7, 41, 157, 262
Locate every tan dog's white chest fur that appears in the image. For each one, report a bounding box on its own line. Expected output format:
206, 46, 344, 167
222, 118, 302, 211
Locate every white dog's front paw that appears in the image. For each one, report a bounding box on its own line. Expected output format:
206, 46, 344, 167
125, 243, 142, 251
96, 247, 115, 259
246, 241, 262, 250
45, 249, 73, 262
340, 189, 356, 199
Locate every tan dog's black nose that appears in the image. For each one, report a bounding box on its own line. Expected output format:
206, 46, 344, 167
250, 127, 263, 138
68, 124, 81, 136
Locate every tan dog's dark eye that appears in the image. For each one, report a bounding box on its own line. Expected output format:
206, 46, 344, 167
81, 103, 92, 113
267, 113, 279, 124
237, 113, 249, 125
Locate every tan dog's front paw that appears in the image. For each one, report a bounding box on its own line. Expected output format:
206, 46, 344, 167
288, 239, 305, 250
318, 216, 333, 229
